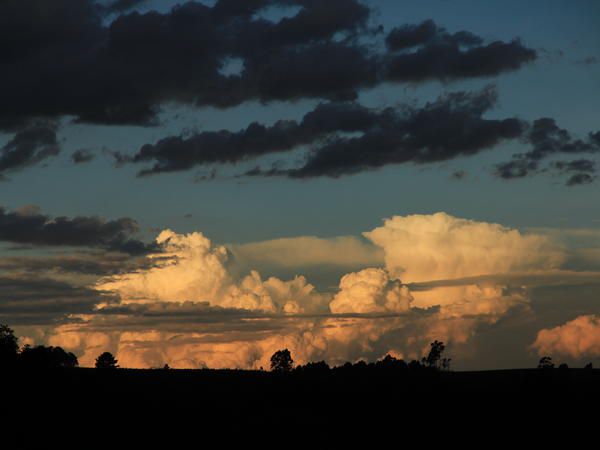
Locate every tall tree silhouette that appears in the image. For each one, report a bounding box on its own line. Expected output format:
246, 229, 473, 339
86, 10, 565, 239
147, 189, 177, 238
0, 324, 19, 367
537, 356, 554, 369
424, 340, 446, 369
270, 349, 293, 373
96, 352, 119, 369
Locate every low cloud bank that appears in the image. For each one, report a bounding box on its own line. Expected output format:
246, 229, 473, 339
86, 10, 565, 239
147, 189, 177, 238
10, 212, 595, 369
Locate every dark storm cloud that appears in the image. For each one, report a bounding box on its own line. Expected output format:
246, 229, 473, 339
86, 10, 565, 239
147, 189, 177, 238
71, 149, 96, 164
0, 121, 60, 177
129, 86, 526, 176
128, 83, 600, 181
0, 252, 149, 276
102, 0, 147, 14
495, 158, 539, 180
565, 173, 595, 186
131, 101, 383, 175
553, 159, 596, 173
0, 0, 536, 131
495, 119, 600, 185
383, 20, 534, 82
385, 39, 535, 82
0, 206, 154, 254
246, 86, 525, 178
385, 20, 483, 51
0, 274, 111, 325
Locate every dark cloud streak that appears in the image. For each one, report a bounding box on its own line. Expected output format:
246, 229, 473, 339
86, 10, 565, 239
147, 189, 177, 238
0, 206, 155, 255
0, 121, 60, 177
495, 119, 600, 185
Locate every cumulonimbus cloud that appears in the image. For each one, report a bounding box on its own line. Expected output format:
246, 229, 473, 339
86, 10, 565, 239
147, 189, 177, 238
95, 229, 326, 313
330, 268, 412, 314
364, 212, 564, 282
12, 212, 581, 369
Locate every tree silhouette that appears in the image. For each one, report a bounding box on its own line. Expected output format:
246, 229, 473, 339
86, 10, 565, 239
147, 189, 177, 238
441, 357, 452, 371
0, 324, 19, 367
537, 356, 554, 369
95, 352, 119, 369
20, 345, 78, 369
296, 360, 330, 374
425, 340, 446, 369
270, 349, 293, 373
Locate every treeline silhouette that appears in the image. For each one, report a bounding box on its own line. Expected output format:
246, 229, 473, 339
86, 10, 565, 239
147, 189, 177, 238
271, 340, 453, 374
1, 323, 593, 373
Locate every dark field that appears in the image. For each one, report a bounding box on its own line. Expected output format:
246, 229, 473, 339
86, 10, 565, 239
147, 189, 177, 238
4, 367, 599, 441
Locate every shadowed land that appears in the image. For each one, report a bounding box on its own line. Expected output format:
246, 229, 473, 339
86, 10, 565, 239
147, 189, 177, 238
2, 324, 598, 438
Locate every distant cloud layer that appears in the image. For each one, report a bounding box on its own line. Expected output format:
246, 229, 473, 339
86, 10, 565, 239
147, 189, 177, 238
0, 205, 153, 254
14, 211, 584, 369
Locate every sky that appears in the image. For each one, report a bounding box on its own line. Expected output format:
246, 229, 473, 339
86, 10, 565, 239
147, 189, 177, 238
0, 0, 599, 370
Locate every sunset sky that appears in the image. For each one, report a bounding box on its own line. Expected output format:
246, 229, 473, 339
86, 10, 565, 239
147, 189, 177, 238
1, 0, 599, 369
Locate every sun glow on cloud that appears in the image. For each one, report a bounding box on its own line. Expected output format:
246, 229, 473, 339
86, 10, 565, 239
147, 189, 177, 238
42, 212, 573, 369
532, 315, 600, 358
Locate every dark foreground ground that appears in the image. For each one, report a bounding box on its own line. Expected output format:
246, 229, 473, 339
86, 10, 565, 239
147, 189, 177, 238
3, 367, 599, 443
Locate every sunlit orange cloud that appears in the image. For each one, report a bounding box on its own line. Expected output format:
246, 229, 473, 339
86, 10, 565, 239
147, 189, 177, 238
31, 213, 570, 368
46, 311, 480, 369
96, 229, 327, 313
532, 315, 600, 359
365, 212, 564, 282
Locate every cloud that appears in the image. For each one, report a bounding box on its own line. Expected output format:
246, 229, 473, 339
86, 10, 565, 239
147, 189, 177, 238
96, 229, 326, 313
495, 118, 600, 185
136, 85, 522, 179
385, 20, 483, 51
280, 87, 524, 178
330, 268, 412, 313
128, 100, 389, 175
532, 315, 600, 358
0, 273, 112, 325
0, 205, 153, 254
565, 172, 595, 186
0, 251, 148, 276
71, 149, 95, 164
9, 212, 595, 370
102, 0, 147, 14
131, 87, 597, 182
384, 20, 535, 82
229, 235, 383, 270
0, 0, 536, 130
364, 212, 563, 282
0, 121, 59, 177
41, 307, 438, 369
